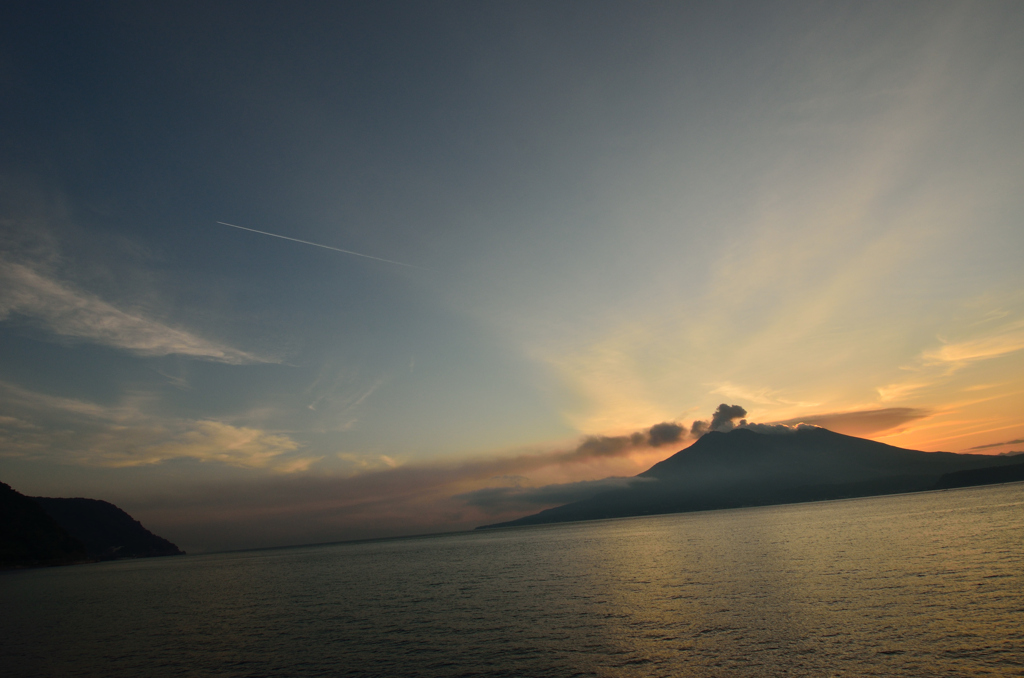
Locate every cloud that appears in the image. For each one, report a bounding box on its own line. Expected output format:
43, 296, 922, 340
0, 379, 134, 421
0, 374, 677, 483
560, 421, 686, 463
738, 422, 817, 435
689, 405, 930, 439
141, 421, 302, 469
710, 382, 817, 409
493, 420, 686, 480
455, 477, 639, 515
94, 403, 941, 552
711, 404, 748, 431
0, 414, 310, 472
121, 418, 697, 550
923, 321, 1024, 366
125, 446, 666, 552
774, 407, 930, 437
0, 261, 267, 364
876, 381, 930, 403
877, 320, 1024, 403
968, 438, 1024, 451
0, 381, 312, 472
0, 415, 36, 429
691, 404, 747, 436
567, 434, 644, 460
648, 422, 685, 446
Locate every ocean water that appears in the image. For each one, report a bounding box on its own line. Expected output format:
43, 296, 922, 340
3, 484, 1023, 677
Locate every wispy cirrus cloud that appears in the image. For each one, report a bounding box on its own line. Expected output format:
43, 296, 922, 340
876, 381, 931, 403
0, 380, 312, 472
876, 317, 1024, 404
710, 382, 818, 409
968, 438, 1024, 451
923, 320, 1024, 367
774, 407, 931, 437
128, 421, 306, 470
0, 261, 268, 364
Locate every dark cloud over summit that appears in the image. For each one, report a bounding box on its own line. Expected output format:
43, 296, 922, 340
566, 421, 686, 462
648, 422, 686, 446
691, 404, 748, 437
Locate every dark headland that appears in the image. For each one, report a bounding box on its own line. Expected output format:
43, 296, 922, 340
480, 427, 1023, 529
1, 481, 184, 568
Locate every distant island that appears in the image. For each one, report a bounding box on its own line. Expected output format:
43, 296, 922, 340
0, 482, 184, 568
480, 427, 1024, 529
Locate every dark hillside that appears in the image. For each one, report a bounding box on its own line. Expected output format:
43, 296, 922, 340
934, 461, 1024, 489
33, 497, 184, 560
0, 482, 88, 568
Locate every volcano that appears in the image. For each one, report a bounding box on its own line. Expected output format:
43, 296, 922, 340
479, 427, 1021, 529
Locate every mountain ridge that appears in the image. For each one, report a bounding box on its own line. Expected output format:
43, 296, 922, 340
32, 496, 185, 561
0, 481, 90, 568
479, 427, 1021, 529
1, 482, 184, 568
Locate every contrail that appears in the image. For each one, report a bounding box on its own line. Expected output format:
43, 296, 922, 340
216, 221, 423, 269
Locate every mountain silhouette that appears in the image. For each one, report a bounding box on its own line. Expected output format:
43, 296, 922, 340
0, 481, 89, 567
480, 427, 1022, 529
33, 496, 184, 561
934, 460, 1024, 489
1, 481, 184, 567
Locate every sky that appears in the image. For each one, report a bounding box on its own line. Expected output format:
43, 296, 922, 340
1, 1, 1022, 553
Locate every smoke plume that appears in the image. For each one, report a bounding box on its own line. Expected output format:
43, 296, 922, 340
691, 403, 748, 437
565, 421, 686, 462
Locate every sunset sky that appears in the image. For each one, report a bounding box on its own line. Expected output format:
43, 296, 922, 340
1, 1, 1022, 552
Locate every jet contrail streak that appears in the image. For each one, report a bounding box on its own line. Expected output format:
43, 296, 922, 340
216, 221, 423, 269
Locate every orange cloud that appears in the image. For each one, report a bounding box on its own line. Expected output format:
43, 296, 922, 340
774, 407, 931, 437
124, 422, 691, 552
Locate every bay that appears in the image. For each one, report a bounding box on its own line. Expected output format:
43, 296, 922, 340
3, 483, 1023, 677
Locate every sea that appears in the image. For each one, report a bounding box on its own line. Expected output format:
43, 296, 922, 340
3, 483, 1022, 677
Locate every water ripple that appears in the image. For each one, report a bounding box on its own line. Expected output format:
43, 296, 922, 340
2, 483, 1022, 677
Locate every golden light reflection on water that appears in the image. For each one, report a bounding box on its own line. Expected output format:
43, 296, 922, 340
528, 485, 1024, 676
